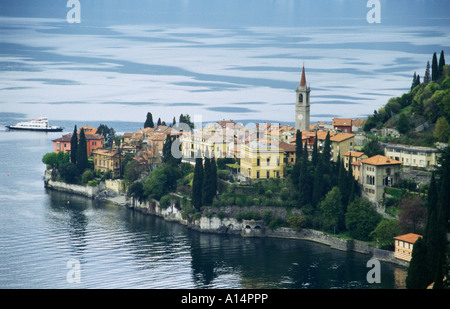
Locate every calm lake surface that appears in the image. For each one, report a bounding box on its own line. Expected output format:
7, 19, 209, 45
0, 114, 407, 289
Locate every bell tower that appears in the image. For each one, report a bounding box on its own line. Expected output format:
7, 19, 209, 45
295, 65, 310, 132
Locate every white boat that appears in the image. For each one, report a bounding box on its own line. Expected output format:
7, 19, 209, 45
6, 117, 63, 132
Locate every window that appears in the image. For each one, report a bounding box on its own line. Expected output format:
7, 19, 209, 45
256, 171, 260, 179
266, 171, 270, 178
257, 158, 260, 166
267, 158, 270, 166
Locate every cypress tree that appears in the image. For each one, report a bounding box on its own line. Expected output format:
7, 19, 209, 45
322, 132, 331, 167
405, 237, 429, 289
144, 112, 154, 128
295, 129, 302, 163
338, 158, 349, 207
411, 72, 417, 90
192, 153, 203, 210
202, 156, 215, 206
76, 128, 88, 173
312, 156, 324, 207
424, 61, 431, 83
311, 131, 319, 168
438, 50, 445, 79
432, 52, 439, 81
292, 130, 302, 186
70, 125, 78, 164
298, 141, 311, 206
211, 157, 217, 195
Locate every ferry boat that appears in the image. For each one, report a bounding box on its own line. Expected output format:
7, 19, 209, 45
6, 117, 63, 132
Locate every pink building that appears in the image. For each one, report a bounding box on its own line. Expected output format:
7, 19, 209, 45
52, 133, 104, 156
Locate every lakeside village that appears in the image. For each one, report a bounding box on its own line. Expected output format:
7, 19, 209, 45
43, 52, 449, 289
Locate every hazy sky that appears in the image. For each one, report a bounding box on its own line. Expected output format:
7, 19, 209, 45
1, 0, 449, 124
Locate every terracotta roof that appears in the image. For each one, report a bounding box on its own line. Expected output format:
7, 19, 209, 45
330, 133, 355, 142
343, 151, 365, 158
361, 155, 401, 166
92, 148, 118, 156
279, 141, 296, 152
333, 118, 352, 126
53, 133, 103, 142
393, 233, 422, 244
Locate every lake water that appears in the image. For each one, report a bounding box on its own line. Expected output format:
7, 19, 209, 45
0, 113, 407, 290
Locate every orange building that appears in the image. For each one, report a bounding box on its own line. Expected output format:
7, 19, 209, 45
52, 133, 104, 156
393, 233, 422, 262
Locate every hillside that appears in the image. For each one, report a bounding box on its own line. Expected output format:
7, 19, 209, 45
363, 51, 450, 147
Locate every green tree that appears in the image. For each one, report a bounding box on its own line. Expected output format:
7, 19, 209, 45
318, 186, 344, 233
311, 131, 319, 168
438, 50, 445, 79
97, 124, 116, 148
157, 117, 162, 126
192, 155, 203, 210
424, 61, 431, 83
70, 125, 78, 164
202, 157, 215, 206
76, 128, 88, 173
405, 237, 429, 289
396, 113, 411, 134
128, 182, 145, 204
298, 141, 311, 207
42, 152, 58, 169
434, 116, 450, 142
345, 197, 382, 241
295, 129, 302, 162
370, 219, 400, 249
144, 112, 154, 128
432, 52, 439, 81
322, 132, 331, 165
58, 162, 79, 184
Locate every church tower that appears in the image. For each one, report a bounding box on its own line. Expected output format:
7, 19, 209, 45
295, 65, 310, 132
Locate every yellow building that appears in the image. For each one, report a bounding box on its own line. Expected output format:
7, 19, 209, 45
384, 143, 440, 168
239, 141, 285, 179
180, 132, 234, 161
330, 132, 355, 162
92, 148, 122, 178
394, 233, 422, 262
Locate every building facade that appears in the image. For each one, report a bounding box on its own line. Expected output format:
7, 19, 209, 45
360, 155, 402, 203
393, 233, 422, 262
384, 143, 440, 168
92, 148, 121, 178
52, 133, 103, 156
240, 141, 285, 180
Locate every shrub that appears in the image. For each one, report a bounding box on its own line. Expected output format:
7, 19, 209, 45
268, 217, 286, 231
87, 179, 100, 187
81, 169, 94, 184
235, 211, 261, 222
287, 215, 306, 232
159, 195, 172, 209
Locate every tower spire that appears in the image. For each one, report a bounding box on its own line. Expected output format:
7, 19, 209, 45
300, 64, 307, 87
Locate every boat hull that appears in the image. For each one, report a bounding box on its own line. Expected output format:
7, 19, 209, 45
6, 125, 63, 132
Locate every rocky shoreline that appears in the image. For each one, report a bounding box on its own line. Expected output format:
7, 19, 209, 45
44, 175, 409, 268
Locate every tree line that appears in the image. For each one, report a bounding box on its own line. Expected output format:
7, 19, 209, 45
405, 146, 449, 289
